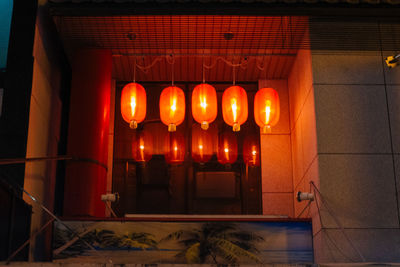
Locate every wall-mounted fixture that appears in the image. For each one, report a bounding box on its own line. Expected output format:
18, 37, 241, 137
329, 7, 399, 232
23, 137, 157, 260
296, 191, 315, 202
385, 54, 400, 68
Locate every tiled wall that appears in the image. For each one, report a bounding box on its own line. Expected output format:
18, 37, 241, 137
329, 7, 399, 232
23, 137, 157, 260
23, 25, 63, 260
288, 49, 319, 222
310, 21, 400, 262
259, 80, 294, 217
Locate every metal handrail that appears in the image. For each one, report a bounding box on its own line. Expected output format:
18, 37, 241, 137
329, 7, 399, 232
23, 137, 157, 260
0, 156, 111, 264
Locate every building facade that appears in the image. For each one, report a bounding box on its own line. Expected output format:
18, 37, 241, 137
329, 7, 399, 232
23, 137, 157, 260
1, 0, 400, 264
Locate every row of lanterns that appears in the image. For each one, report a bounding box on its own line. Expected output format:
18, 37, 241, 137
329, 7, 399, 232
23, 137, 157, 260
132, 127, 260, 166
121, 83, 280, 133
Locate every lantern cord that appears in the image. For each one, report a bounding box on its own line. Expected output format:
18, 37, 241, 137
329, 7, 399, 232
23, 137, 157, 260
165, 54, 175, 85
203, 56, 247, 70
233, 65, 236, 85
256, 57, 266, 71
256, 57, 269, 80
166, 54, 175, 65
127, 54, 133, 82
136, 57, 163, 74
203, 57, 219, 70
170, 55, 175, 86
202, 54, 205, 83
134, 55, 248, 76
133, 56, 136, 83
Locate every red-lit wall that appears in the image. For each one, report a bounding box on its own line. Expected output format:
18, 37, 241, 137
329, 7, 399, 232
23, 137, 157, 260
63, 49, 112, 217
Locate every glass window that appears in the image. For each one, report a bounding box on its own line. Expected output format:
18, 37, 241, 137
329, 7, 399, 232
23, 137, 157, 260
112, 82, 262, 215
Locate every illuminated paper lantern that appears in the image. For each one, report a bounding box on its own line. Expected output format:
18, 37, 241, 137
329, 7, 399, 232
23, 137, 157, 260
160, 86, 185, 132
121, 82, 146, 129
164, 131, 185, 164
192, 83, 217, 130
222, 86, 248, 132
217, 131, 238, 164
243, 136, 260, 166
132, 130, 153, 162
191, 124, 213, 163
254, 87, 280, 134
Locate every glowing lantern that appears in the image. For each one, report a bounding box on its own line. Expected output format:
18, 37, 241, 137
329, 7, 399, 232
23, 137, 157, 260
132, 130, 153, 162
191, 124, 213, 163
160, 86, 185, 132
243, 136, 260, 166
254, 88, 280, 134
121, 83, 146, 129
217, 132, 238, 164
222, 86, 248, 132
192, 83, 217, 130
164, 131, 185, 164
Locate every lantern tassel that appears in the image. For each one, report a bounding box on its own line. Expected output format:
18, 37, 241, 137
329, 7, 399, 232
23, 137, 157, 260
262, 125, 271, 134
233, 123, 240, 132
168, 124, 177, 132
130, 120, 138, 129
201, 121, 209, 130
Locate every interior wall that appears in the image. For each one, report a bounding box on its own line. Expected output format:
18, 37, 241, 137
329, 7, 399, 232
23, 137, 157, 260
23, 23, 63, 260
259, 79, 294, 217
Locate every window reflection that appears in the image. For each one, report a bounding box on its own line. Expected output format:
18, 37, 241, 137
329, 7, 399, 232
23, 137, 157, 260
112, 83, 261, 216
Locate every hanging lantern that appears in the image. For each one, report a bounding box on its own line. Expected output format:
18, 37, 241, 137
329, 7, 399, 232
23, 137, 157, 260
132, 130, 153, 162
254, 87, 280, 134
222, 86, 248, 132
243, 136, 260, 166
192, 83, 217, 130
191, 124, 213, 163
164, 131, 185, 164
121, 83, 146, 129
217, 131, 238, 164
160, 86, 185, 132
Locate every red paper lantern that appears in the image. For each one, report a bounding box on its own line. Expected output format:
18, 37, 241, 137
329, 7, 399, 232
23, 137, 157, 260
192, 83, 217, 130
164, 131, 185, 164
222, 86, 248, 132
121, 82, 146, 129
254, 87, 280, 134
159, 86, 185, 132
243, 136, 260, 166
191, 124, 213, 163
132, 130, 153, 162
217, 131, 238, 164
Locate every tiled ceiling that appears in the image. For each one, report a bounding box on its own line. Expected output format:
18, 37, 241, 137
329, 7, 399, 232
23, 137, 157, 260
53, 15, 309, 81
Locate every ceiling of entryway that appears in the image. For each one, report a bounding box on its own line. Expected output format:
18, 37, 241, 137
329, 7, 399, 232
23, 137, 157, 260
53, 15, 310, 81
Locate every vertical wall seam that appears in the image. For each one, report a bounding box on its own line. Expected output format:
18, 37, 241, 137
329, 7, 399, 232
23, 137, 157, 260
378, 21, 400, 228
286, 76, 297, 217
